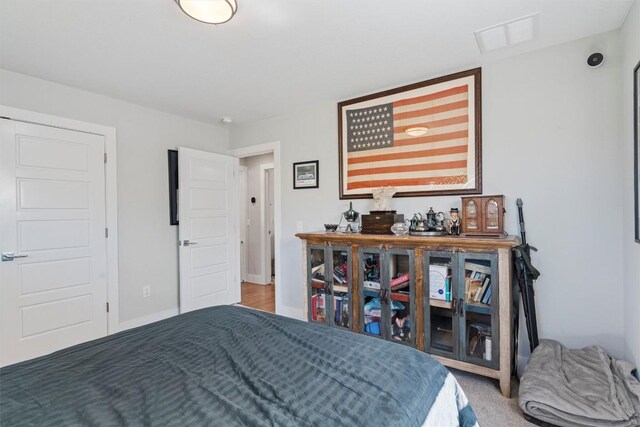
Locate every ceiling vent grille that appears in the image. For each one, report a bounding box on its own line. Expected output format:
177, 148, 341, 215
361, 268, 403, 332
475, 13, 539, 54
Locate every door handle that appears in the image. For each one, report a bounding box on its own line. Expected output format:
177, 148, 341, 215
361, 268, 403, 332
2, 252, 29, 262
459, 298, 465, 317
181, 240, 198, 246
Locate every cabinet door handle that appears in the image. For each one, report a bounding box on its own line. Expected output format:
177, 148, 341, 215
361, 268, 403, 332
459, 298, 465, 317
452, 298, 458, 316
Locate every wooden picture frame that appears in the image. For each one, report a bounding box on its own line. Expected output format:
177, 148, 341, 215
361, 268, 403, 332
293, 160, 319, 189
634, 60, 640, 243
338, 68, 482, 199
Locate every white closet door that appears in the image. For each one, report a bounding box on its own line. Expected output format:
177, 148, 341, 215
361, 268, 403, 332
0, 119, 108, 366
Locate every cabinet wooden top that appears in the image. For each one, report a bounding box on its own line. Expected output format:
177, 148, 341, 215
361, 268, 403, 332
295, 232, 519, 250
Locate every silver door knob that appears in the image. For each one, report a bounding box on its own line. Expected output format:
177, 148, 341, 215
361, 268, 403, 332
181, 240, 198, 246
2, 252, 29, 262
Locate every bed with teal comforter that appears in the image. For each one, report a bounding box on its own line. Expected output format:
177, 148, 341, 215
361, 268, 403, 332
0, 305, 477, 426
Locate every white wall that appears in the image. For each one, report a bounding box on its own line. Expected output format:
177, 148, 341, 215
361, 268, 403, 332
239, 153, 274, 283
620, 0, 640, 371
0, 69, 230, 323
230, 31, 626, 360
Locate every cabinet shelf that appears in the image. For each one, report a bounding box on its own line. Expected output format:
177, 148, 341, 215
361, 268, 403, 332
430, 299, 453, 309
390, 292, 410, 303
464, 301, 491, 315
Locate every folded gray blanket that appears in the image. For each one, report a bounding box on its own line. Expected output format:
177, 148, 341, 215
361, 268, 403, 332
519, 340, 640, 427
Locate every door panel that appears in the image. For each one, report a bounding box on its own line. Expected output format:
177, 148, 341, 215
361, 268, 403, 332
178, 147, 239, 313
0, 119, 108, 366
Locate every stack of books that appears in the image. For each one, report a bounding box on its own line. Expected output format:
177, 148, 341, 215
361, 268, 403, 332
465, 262, 492, 305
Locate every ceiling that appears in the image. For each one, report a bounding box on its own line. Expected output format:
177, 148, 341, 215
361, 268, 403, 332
0, 0, 633, 125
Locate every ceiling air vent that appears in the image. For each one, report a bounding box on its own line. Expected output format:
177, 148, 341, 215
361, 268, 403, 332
474, 13, 539, 54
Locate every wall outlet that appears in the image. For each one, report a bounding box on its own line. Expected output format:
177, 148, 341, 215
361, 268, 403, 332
143, 285, 151, 298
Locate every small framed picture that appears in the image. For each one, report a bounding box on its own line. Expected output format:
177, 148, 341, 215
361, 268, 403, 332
293, 160, 319, 189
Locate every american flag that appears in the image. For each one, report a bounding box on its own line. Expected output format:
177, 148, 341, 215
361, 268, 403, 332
344, 84, 471, 192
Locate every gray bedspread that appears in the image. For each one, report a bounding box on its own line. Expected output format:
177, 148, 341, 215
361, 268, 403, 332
1, 305, 477, 426
519, 339, 640, 427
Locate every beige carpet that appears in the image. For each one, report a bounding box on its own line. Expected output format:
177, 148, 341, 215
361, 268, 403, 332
451, 369, 535, 426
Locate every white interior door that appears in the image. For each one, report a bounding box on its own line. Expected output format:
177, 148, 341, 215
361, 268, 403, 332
0, 119, 108, 367
178, 147, 239, 313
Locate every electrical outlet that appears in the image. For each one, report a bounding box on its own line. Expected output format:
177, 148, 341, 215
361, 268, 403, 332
143, 286, 151, 298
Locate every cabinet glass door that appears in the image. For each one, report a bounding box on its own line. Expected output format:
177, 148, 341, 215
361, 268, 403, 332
424, 252, 457, 358
330, 247, 351, 329
359, 248, 383, 338
386, 250, 415, 347
459, 253, 498, 369
308, 245, 328, 323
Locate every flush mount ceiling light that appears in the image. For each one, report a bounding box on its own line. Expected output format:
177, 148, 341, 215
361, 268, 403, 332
405, 127, 429, 137
175, 0, 237, 25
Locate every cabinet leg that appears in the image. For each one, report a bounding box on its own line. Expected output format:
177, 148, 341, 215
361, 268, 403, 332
499, 374, 511, 398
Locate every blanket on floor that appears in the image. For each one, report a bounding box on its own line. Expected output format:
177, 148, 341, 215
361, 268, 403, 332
519, 339, 640, 427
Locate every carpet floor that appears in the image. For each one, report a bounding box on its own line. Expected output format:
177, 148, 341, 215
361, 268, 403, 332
451, 368, 534, 426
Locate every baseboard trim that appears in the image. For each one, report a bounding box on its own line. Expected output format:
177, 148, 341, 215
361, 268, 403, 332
246, 274, 268, 285
115, 308, 179, 333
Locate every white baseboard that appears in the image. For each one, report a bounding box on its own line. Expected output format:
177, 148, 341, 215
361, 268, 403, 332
246, 274, 268, 285
115, 308, 179, 333
277, 305, 304, 321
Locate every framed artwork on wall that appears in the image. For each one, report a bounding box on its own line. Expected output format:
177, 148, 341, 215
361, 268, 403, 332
293, 160, 319, 189
338, 68, 482, 199
634, 60, 640, 243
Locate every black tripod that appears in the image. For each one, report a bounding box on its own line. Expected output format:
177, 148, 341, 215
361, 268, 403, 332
512, 199, 540, 375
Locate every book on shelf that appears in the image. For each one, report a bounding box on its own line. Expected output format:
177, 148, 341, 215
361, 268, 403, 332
363, 281, 381, 290
429, 264, 449, 300
464, 262, 491, 275
390, 273, 409, 287
475, 277, 491, 302
333, 273, 346, 284
481, 284, 492, 305
445, 276, 452, 302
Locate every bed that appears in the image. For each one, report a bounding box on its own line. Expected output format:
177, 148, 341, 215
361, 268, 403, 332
0, 305, 478, 426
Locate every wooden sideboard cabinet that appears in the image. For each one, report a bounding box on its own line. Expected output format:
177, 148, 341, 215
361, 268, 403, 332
296, 232, 518, 397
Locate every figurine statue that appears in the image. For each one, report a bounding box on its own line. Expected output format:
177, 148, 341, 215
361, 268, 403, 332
448, 208, 461, 235
372, 186, 397, 211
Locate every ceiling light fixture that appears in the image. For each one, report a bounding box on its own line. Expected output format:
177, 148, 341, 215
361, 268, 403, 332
175, 0, 237, 25
405, 127, 429, 137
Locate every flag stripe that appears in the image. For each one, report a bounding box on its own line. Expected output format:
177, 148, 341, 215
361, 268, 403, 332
393, 107, 467, 128
394, 130, 469, 148
393, 100, 468, 121
348, 145, 468, 165
393, 93, 468, 115
393, 85, 468, 107
347, 168, 468, 183
394, 115, 468, 134
347, 160, 468, 177
346, 175, 469, 190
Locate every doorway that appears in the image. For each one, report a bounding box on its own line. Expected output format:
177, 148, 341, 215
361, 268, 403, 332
235, 150, 277, 313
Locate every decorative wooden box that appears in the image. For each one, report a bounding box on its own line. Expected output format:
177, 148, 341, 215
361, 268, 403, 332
361, 211, 404, 235
461, 195, 506, 236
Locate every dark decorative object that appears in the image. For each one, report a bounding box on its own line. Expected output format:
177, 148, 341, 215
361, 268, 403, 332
338, 68, 482, 199
341, 202, 360, 232
361, 211, 404, 235
635, 60, 640, 243
168, 149, 179, 225
461, 195, 505, 236
293, 160, 319, 189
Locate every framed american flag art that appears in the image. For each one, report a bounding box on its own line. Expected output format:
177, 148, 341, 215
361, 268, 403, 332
338, 68, 482, 199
